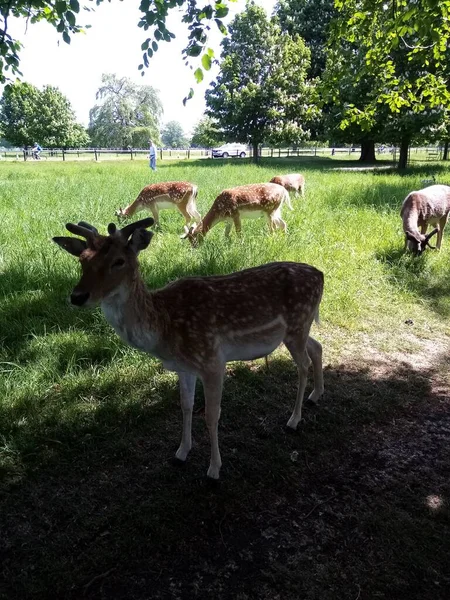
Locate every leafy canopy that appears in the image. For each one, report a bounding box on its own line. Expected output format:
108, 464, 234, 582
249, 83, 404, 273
331, 0, 450, 119
88, 74, 162, 148
0, 81, 89, 147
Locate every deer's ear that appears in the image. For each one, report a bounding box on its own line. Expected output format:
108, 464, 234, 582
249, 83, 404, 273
53, 237, 87, 256
128, 229, 154, 255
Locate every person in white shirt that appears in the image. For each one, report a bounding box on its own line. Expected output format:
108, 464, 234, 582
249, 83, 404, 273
149, 139, 157, 171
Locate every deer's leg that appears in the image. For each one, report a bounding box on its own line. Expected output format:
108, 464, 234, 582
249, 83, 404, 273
233, 213, 242, 236
267, 214, 275, 233
224, 221, 233, 237
201, 371, 224, 479
178, 204, 193, 227
149, 203, 160, 226
175, 372, 197, 461
284, 332, 311, 430
306, 336, 324, 404
300, 184, 305, 198
436, 215, 448, 249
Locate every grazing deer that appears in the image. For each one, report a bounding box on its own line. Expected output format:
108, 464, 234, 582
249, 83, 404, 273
116, 181, 200, 228
182, 183, 292, 245
401, 184, 450, 254
53, 218, 324, 479
270, 173, 305, 197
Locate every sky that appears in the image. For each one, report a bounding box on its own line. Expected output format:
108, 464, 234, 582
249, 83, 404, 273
6, 0, 277, 136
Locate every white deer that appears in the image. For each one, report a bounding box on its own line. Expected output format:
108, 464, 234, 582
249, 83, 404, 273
182, 183, 292, 245
53, 219, 324, 479
401, 184, 450, 254
116, 181, 200, 228
270, 173, 306, 197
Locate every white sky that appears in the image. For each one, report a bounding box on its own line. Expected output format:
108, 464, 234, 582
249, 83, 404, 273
5, 0, 277, 135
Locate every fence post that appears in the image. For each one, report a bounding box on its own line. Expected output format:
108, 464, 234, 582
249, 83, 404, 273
62, 148, 66, 161
160, 149, 163, 161
94, 149, 98, 161
287, 148, 290, 158
23, 150, 27, 161
315, 146, 317, 156
130, 148, 133, 160
187, 149, 190, 159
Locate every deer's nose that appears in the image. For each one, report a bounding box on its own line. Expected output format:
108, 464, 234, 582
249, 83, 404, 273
70, 291, 90, 306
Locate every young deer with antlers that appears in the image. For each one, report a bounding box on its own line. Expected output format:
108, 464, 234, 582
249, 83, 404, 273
401, 184, 450, 255
116, 181, 200, 229
182, 183, 292, 245
53, 218, 324, 479
270, 173, 305, 197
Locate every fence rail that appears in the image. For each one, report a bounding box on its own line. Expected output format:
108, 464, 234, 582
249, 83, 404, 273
0, 145, 446, 163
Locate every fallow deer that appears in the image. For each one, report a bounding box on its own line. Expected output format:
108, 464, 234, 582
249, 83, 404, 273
53, 218, 324, 479
270, 173, 305, 197
182, 183, 292, 245
116, 181, 200, 229
401, 184, 450, 254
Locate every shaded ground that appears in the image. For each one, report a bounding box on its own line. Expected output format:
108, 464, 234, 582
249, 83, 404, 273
1, 335, 449, 600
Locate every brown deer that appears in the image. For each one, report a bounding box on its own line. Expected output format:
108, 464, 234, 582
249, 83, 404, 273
53, 218, 324, 479
270, 173, 305, 197
401, 184, 450, 254
182, 183, 292, 245
116, 181, 200, 228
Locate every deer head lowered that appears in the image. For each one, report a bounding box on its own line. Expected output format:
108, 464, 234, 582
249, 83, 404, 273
53, 218, 325, 479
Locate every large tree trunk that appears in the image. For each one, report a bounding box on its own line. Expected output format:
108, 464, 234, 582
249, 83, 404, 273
252, 141, 259, 163
359, 139, 376, 163
443, 140, 449, 160
398, 137, 409, 170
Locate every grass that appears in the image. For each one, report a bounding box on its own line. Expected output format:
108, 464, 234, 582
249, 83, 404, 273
0, 156, 449, 599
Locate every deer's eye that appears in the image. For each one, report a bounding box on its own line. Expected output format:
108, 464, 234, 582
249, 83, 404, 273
111, 258, 125, 269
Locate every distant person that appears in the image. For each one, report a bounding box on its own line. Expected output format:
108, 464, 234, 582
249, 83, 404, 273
32, 142, 42, 160
149, 139, 157, 171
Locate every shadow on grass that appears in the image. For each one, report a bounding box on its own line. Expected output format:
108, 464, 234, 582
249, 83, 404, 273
376, 246, 450, 317
1, 352, 449, 600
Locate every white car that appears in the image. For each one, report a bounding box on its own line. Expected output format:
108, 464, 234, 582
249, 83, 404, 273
212, 143, 248, 159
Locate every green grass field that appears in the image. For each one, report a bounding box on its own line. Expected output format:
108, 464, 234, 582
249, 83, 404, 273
1, 157, 449, 599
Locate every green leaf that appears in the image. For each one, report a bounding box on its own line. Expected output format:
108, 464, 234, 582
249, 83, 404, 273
202, 53, 212, 70
66, 11, 76, 27
63, 31, 71, 45
152, 41, 158, 52
141, 39, 149, 51
194, 68, 204, 83
57, 20, 65, 33
69, 0, 80, 13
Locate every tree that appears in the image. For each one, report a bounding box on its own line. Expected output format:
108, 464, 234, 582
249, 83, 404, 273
276, 0, 336, 79
0, 81, 89, 147
324, 2, 450, 168
88, 74, 162, 148
161, 121, 189, 148
190, 117, 224, 148
330, 1, 450, 126
0, 1, 235, 91
206, 1, 319, 162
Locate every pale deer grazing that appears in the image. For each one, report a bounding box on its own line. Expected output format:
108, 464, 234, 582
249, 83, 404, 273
182, 183, 292, 245
53, 218, 324, 479
270, 173, 305, 197
401, 184, 450, 255
116, 181, 200, 229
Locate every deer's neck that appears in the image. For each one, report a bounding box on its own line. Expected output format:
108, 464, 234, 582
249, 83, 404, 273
200, 210, 218, 235
101, 276, 161, 355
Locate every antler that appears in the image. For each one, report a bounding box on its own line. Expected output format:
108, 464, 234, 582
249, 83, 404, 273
424, 228, 438, 249
78, 221, 99, 234
66, 223, 97, 240
118, 218, 154, 240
